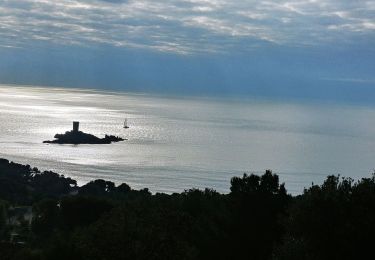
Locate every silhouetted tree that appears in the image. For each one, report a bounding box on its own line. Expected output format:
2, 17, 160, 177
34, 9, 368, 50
228, 170, 290, 260
0, 200, 9, 240
79, 179, 115, 196
60, 196, 114, 229
117, 183, 131, 193
32, 199, 59, 238
275, 174, 375, 260
4, 158, 375, 260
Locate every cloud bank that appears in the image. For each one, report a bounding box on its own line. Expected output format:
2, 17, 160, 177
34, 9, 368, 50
0, 0, 374, 54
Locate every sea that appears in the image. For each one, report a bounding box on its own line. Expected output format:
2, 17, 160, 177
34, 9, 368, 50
1, 85, 375, 194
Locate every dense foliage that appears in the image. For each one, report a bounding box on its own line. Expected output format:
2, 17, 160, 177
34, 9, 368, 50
1, 158, 375, 259
0, 159, 76, 204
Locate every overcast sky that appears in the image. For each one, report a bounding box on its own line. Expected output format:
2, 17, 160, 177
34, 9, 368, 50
0, 0, 374, 102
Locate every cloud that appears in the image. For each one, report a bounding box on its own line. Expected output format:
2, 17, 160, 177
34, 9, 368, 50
0, 0, 374, 54
99, 0, 128, 3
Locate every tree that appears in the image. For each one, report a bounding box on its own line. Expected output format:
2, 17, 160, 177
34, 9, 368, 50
60, 196, 113, 229
228, 170, 290, 260
32, 199, 59, 238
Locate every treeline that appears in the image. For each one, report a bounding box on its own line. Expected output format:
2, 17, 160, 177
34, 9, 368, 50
1, 158, 375, 259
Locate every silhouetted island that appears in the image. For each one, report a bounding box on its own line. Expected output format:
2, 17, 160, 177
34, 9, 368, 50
43, 121, 125, 144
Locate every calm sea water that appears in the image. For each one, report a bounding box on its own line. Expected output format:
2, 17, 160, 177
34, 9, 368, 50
1, 85, 375, 194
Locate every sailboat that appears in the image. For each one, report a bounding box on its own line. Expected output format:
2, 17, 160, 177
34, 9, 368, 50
123, 118, 129, 129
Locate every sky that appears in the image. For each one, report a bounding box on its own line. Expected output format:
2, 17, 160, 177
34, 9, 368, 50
0, 0, 374, 102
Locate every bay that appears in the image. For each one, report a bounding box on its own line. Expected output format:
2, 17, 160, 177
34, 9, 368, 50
1, 85, 375, 194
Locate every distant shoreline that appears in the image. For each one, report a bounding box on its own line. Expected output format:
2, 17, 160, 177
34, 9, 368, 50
2, 83, 374, 109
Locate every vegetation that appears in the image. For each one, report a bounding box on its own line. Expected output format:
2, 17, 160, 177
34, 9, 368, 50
1, 158, 375, 259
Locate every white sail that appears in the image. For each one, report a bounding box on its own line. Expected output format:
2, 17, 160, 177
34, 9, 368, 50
124, 118, 129, 128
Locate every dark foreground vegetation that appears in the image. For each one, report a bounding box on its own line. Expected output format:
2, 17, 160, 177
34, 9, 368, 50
1, 158, 375, 259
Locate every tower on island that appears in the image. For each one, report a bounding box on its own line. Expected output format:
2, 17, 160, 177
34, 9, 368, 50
73, 121, 79, 132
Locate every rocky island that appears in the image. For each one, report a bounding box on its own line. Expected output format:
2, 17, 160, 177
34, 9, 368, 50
43, 121, 125, 144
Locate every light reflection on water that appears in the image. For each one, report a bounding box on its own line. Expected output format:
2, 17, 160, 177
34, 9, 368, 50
1, 85, 375, 194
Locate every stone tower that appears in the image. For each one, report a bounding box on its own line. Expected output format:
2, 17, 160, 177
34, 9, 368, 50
73, 121, 79, 132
